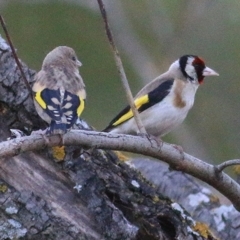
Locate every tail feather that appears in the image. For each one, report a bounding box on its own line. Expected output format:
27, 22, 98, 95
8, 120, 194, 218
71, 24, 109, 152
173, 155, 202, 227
47, 121, 67, 135
102, 125, 113, 132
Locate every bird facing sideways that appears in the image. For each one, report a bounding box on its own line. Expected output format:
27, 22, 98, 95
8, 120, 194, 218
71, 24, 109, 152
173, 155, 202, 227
103, 55, 219, 137
32, 46, 86, 135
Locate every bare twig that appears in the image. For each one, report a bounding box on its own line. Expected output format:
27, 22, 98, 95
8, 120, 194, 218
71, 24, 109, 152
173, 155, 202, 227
96, 0, 147, 135
0, 15, 32, 93
215, 159, 240, 173
1, 130, 240, 211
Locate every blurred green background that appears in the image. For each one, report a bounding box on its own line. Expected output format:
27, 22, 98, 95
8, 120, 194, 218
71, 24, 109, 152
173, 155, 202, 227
1, 0, 240, 168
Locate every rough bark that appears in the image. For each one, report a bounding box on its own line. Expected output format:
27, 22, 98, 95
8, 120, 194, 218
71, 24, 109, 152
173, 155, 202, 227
0, 35, 234, 240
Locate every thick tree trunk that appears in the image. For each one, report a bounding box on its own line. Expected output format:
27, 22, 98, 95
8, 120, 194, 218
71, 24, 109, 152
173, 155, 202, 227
0, 35, 236, 240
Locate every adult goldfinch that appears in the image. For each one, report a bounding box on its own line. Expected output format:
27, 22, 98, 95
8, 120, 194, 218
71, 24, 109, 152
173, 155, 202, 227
103, 55, 218, 137
32, 46, 86, 135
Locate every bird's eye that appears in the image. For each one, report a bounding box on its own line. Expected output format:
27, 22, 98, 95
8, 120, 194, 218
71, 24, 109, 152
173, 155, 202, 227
193, 63, 200, 67
193, 63, 203, 69
71, 56, 76, 61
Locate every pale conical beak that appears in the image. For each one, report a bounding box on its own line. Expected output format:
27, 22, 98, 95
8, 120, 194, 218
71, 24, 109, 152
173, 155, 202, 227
203, 66, 219, 77
76, 59, 82, 67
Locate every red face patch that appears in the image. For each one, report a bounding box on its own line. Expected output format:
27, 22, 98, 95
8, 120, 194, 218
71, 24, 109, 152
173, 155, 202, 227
192, 57, 205, 66
192, 57, 206, 84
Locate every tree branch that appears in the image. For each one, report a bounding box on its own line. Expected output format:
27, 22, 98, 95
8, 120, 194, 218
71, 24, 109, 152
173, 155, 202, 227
1, 130, 240, 212
0, 15, 32, 94
96, 0, 146, 134
215, 159, 240, 173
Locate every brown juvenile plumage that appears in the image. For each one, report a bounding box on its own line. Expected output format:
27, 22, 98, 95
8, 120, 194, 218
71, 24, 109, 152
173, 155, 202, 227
32, 46, 86, 135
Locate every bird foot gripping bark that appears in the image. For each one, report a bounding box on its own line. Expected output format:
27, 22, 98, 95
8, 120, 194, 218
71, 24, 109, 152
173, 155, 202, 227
171, 144, 185, 163
137, 132, 163, 148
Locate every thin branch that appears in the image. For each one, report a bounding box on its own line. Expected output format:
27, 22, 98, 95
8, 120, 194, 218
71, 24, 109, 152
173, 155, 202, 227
1, 130, 240, 212
0, 15, 32, 94
215, 159, 240, 173
96, 0, 146, 135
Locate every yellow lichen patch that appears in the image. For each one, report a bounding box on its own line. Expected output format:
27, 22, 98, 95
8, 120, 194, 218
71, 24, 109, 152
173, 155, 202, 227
193, 222, 218, 239
0, 184, 8, 193
114, 151, 130, 162
152, 195, 160, 203
209, 194, 219, 204
52, 146, 66, 162
233, 165, 240, 175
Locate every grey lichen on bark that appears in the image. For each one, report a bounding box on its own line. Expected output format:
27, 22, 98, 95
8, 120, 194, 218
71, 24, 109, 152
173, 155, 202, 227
0, 35, 45, 136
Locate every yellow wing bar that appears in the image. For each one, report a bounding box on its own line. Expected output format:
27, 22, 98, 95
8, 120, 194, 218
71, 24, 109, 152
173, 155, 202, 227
34, 90, 47, 109
113, 95, 149, 126
77, 97, 85, 116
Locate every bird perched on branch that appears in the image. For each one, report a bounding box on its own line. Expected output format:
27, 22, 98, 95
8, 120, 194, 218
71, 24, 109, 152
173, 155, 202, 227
103, 55, 218, 137
32, 46, 86, 135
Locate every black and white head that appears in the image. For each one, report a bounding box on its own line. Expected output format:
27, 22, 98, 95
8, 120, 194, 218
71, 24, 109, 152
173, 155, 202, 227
170, 55, 219, 84
42, 46, 82, 69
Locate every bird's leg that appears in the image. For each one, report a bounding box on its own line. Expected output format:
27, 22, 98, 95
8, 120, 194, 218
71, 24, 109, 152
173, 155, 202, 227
171, 144, 184, 160
171, 144, 183, 152
137, 131, 163, 148
148, 135, 163, 148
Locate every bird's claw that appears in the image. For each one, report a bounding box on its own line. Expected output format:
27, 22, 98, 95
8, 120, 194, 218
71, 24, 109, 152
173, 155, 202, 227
137, 132, 162, 148
171, 144, 184, 160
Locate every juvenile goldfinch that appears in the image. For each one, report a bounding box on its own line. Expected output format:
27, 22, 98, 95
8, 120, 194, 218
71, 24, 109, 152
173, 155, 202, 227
103, 55, 218, 137
32, 46, 86, 135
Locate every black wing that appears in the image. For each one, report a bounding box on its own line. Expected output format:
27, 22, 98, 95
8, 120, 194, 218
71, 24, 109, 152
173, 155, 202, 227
103, 79, 174, 132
